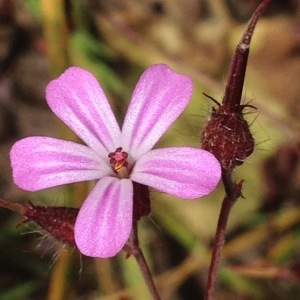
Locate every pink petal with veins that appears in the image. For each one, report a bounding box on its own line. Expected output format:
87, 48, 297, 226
121, 64, 193, 159
10, 137, 111, 191
131, 147, 221, 198
75, 177, 133, 258
46, 67, 121, 156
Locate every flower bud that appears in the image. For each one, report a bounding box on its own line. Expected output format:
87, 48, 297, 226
22, 202, 78, 247
200, 0, 270, 171
201, 105, 254, 171
0, 200, 78, 247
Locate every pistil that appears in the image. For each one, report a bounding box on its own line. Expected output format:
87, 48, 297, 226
108, 147, 129, 178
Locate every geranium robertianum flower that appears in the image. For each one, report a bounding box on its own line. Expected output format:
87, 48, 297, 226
10, 64, 221, 258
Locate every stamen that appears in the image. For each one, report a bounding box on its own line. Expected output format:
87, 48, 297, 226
108, 147, 129, 178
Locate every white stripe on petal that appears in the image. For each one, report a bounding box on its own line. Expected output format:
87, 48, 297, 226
75, 177, 133, 258
131, 147, 221, 199
121, 64, 193, 159
46, 67, 121, 155
10, 137, 113, 191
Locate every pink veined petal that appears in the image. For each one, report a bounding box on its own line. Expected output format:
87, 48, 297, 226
75, 177, 133, 258
10, 137, 112, 191
121, 64, 193, 159
46, 67, 121, 156
131, 147, 221, 199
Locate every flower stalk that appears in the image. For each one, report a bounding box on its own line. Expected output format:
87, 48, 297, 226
202, 1, 272, 299
128, 220, 161, 300
204, 173, 243, 300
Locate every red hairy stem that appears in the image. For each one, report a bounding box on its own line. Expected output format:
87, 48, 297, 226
205, 174, 243, 300
128, 220, 161, 300
124, 182, 160, 299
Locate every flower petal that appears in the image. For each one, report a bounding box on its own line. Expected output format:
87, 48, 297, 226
75, 177, 133, 258
46, 67, 121, 156
10, 137, 112, 191
121, 64, 193, 159
131, 147, 221, 198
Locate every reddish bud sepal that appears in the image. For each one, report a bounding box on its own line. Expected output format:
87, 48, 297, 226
0, 199, 78, 247
201, 0, 271, 171
133, 182, 150, 221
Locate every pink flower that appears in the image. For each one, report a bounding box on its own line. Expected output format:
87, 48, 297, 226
10, 64, 221, 257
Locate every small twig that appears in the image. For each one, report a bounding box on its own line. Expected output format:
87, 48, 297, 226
128, 220, 161, 300
0, 199, 22, 212
205, 171, 243, 300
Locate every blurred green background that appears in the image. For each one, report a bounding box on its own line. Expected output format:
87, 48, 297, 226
0, 0, 299, 299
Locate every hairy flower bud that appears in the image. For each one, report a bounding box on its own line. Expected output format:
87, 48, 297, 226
0, 200, 78, 247
201, 105, 254, 171
22, 202, 78, 246
200, 0, 270, 171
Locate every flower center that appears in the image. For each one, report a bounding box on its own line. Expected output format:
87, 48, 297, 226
108, 147, 129, 178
